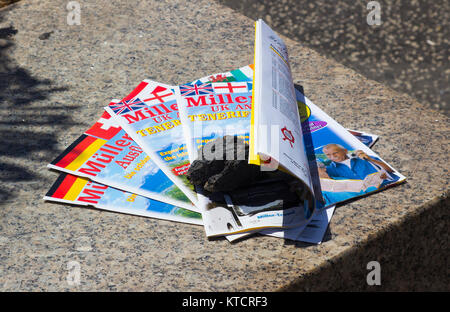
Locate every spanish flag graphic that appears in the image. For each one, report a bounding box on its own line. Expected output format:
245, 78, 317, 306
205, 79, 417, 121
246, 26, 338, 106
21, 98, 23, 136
50, 134, 107, 171
44, 173, 89, 202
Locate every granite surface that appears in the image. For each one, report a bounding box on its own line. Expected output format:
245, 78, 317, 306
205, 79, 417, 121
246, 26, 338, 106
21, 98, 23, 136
0, 0, 448, 291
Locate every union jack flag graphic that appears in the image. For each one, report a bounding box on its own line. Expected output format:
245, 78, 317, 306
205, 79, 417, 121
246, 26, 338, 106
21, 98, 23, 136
180, 82, 214, 96
109, 98, 146, 115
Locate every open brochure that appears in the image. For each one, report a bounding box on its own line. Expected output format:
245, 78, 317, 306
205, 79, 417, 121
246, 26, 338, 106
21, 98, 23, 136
43, 173, 202, 225
176, 70, 308, 237
47, 108, 197, 212
218, 20, 406, 239
249, 19, 405, 211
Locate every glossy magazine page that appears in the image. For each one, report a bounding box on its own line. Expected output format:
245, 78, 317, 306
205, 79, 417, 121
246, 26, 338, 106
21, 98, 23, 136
297, 88, 406, 208
104, 80, 199, 207
43, 173, 202, 225
259, 129, 380, 243
48, 107, 197, 212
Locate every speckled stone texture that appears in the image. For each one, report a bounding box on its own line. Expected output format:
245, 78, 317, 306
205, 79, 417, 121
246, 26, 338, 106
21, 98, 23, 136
218, 0, 450, 116
0, 0, 448, 291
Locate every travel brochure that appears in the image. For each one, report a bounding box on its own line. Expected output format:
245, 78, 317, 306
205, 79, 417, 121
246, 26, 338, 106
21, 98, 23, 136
44, 20, 405, 244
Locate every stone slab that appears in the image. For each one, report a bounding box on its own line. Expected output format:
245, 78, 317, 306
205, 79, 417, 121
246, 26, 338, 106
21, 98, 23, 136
0, 0, 448, 291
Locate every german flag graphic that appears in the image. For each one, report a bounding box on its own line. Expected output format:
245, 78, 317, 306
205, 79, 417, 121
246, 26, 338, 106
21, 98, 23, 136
45, 173, 89, 201
50, 134, 107, 171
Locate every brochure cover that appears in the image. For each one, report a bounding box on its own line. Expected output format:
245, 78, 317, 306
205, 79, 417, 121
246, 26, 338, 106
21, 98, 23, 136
48, 107, 196, 212
104, 81, 199, 207
43, 173, 202, 225
259, 129, 380, 243
296, 88, 405, 207
227, 127, 379, 243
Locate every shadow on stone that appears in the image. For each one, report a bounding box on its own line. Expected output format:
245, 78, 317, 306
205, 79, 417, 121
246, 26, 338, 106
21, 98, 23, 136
279, 193, 449, 291
0, 8, 78, 201
218, 0, 450, 116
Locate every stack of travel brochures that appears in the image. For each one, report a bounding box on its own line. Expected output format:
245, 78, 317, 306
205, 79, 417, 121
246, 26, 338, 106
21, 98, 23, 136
44, 20, 405, 244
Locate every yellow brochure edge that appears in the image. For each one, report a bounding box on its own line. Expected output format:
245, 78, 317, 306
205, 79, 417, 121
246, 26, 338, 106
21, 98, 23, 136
249, 21, 261, 166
